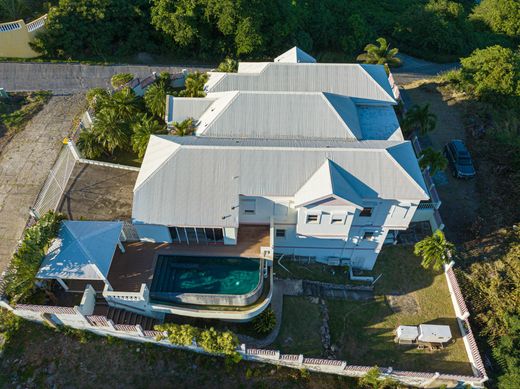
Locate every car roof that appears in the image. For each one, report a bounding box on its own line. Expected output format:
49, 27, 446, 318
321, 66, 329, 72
450, 140, 469, 153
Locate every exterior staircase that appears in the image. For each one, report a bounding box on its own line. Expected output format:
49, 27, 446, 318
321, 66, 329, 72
106, 306, 158, 331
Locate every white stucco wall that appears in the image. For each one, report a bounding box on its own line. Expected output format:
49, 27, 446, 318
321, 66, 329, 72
134, 224, 172, 243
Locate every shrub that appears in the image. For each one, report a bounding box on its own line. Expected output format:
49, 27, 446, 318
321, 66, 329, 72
77, 130, 104, 159
0, 310, 21, 350
359, 367, 399, 389
252, 307, 276, 335
471, 0, 520, 38
3, 211, 65, 304
216, 58, 238, 73
154, 323, 199, 346
198, 327, 239, 356
110, 73, 134, 89
86, 88, 109, 109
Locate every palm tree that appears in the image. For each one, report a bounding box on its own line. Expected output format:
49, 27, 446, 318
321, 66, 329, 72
170, 118, 196, 136
144, 80, 170, 118
108, 87, 141, 121
131, 114, 166, 158
92, 109, 130, 154
414, 230, 455, 270
419, 147, 448, 175
403, 104, 437, 136
217, 58, 238, 73
77, 130, 104, 159
357, 38, 401, 69
0, 0, 26, 20
178, 72, 209, 97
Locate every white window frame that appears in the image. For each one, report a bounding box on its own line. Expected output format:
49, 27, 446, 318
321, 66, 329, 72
362, 230, 376, 241
242, 199, 256, 215
330, 213, 346, 225
306, 211, 321, 224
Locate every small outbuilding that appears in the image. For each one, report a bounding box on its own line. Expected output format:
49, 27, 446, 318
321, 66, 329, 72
36, 220, 124, 292
418, 324, 452, 344
395, 325, 420, 344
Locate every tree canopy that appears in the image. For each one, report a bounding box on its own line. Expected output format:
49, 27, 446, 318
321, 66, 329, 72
471, 0, 520, 39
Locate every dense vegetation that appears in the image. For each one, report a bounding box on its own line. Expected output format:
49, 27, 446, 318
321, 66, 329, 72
441, 44, 520, 388
3, 211, 65, 304
0, 0, 54, 23
24, 0, 518, 63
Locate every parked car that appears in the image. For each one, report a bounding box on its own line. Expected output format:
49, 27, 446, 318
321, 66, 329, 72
444, 140, 476, 179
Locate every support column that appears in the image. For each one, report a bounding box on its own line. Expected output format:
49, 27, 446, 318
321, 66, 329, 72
56, 277, 69, 291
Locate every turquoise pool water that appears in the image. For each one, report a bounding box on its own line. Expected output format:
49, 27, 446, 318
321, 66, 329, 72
150, 255, 261, 299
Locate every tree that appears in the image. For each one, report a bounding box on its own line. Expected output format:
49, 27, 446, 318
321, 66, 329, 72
154, 323, 199, 346
111, 73, 134, 89
92, 109, 130, 154
86, 88, 109, 110
198, 327, 239, 356
403, 104, 436, 136
216, 58, 238, 73
144, 79, 171, 118
414, 230, 455, 270
458, 45, 520, 102
356, 38, 401, 69
77, 130, 104, 159
471, 0, 520, 38
419, 147, 448, 175
252, 307, 276, 335
170, 118, 196, 136
131, 114, 166, 158
0, 0, 26, 21
108, 87, 142, 122
178, 72, 208, 98
359, 367, 399, 389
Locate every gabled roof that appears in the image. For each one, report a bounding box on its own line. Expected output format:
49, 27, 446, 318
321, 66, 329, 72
294, 160, 364, 209
36, 221, 123, 280
132, 136, 429, 228
165, 95, 215, 124
205, 62, 396, 103
165, 91, 402, 141
274, 47, 316, 63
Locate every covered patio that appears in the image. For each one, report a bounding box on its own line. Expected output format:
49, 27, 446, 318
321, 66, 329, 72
36, 220, 124, 292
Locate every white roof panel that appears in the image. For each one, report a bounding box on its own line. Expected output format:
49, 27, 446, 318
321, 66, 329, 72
132, 136, 429, 227
418, 324, 452, 343
274, 47, 316, 63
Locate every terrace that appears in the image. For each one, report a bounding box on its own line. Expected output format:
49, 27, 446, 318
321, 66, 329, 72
107, 225, 271, 293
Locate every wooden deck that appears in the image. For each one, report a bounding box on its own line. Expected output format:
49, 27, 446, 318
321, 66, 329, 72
107, 225, 270, 292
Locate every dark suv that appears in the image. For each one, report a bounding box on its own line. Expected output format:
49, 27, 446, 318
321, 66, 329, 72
444, 140, 476, 179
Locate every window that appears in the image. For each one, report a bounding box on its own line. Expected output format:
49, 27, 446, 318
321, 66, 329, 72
359, 207, 373, 217
331, 214, 345, 225
242, 199, 256, 215
306, 213, 319, 224
363, 231, 375, 241
275, 229, 286, 238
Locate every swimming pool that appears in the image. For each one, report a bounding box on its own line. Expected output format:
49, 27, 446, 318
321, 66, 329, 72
150, 255, 261, 302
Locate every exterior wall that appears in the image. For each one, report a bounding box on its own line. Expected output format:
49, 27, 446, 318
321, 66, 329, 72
223, 227, 237, 245
134, 223, 172, 243
0, 15, 46, 58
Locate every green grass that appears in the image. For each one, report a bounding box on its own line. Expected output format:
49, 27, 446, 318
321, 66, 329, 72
0, 91, 51, 134
0, 309, 358, 388
274, 246, 473, 375
274, 260, 351, 285
273, 296, 323, 356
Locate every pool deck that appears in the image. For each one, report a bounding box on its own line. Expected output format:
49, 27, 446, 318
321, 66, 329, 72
107, 225, 271, 292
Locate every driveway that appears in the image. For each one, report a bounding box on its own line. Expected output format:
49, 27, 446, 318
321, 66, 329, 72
0, 62, 212, 93
392, 53, 459, 84
0, 94, 84, 274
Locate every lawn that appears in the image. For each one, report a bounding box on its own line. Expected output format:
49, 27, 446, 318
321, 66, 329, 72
0, 310, 358, 388
273, 296, 323, 356
274, 246, 473, 375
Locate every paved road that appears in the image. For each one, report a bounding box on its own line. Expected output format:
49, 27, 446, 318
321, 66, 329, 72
0, 94, 85, 274
0, 62, 212, 93
392, 53, 459, 84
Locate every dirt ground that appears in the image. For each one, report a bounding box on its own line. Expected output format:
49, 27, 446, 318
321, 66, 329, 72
58, 163, 138, 221
403, 80, 479, 243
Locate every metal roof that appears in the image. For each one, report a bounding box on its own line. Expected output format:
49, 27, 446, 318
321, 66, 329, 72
167, 91, 402, 141
205, 62, 396, 103
36, 221, 123, 280
274, 47, 316, 63
132, 136, 429, 228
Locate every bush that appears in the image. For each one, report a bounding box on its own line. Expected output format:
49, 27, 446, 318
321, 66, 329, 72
3, 211, 65, 304
111, 73, 134, 89
252, 307, 276, 335
198, 327, 239, 356
471, 0, 520, 38
86, 88, 109, 109
0, 310, 21, 350
154, 323, 199, 346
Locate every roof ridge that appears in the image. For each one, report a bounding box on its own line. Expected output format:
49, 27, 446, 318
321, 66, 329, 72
321, 92, 359, 140
197, 91, 240, 136
385, 143, 429, 198
358, 64, 396, 104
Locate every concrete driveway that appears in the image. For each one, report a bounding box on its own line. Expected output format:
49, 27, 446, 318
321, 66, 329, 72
0, 62, 212, 93
0, 94, 85, 274
392, 53, 459, 84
